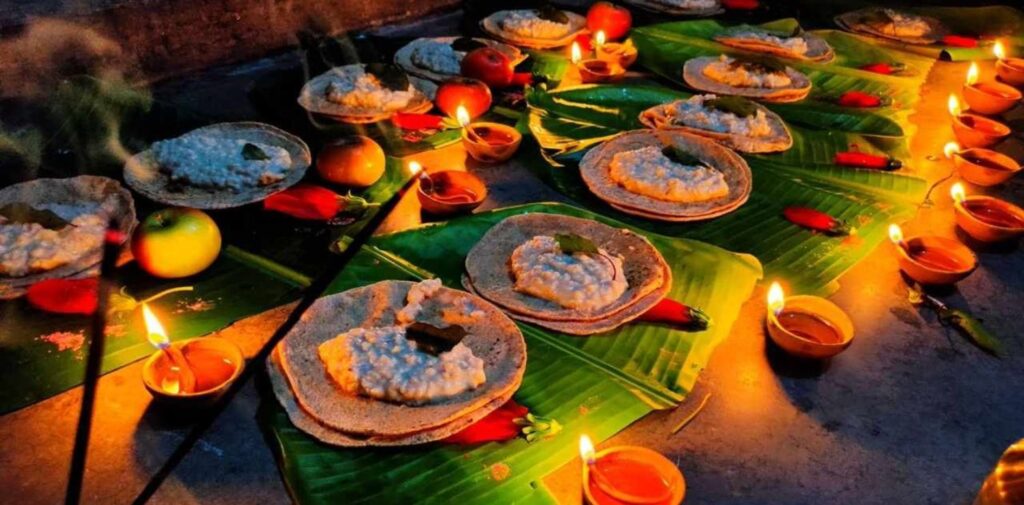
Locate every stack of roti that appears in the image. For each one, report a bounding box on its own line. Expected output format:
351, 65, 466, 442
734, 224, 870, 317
714, 26, 835, 62
0, 176, 136, 299
480, 8, 586, 49
298, 63, 435, 123
269, 279, 527, 446
623, 0, 723, 17
639, 94, 793, 153
394, 37, 525, 82
462, 213, 671, 335
835, 8, 947, 46
580, 130, 752, 222
683, 55, 812, 103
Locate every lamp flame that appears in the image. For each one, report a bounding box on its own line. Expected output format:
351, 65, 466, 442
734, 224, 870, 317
888, 224, 904, 246
571, 41, 582, 64
595, 30, 606, 48
142, 303, 169, 348
948, 94, 962, 117
407, 160, 423, 177
455, 105, 471, 128
994, 40, 1006, 60
579, 435, 596, 465
943, 142, 960, 159
767, 282, 785, 316
966, 62, 979, 86
951, 182, 966, 204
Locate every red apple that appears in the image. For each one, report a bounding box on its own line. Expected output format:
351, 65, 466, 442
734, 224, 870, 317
435, 77, 492, 119
132, 208, 222, 278
461, 47, 514, 88
587, 2, 632, 41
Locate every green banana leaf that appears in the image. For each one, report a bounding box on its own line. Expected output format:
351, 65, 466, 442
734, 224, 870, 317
260, 203, 762, 504
525, 85, 927, 294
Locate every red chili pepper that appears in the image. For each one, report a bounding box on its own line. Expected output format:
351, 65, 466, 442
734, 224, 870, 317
391, 113, 443, 130
723, 0, 759, 9
443, 399, 529, 444
638, 298, 711, 331
783, 206, 851, 236
574, 33, 593, 52
27, 278, 99, 315
943, 35, 978, 48
834, 151, 902, 170
859, 63, 893, 75
263, 184, 373, 221
837, 90, 882, 108
510, 72, 534, 86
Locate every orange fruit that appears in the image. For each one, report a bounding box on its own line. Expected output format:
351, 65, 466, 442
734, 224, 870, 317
317, 136, 386, 187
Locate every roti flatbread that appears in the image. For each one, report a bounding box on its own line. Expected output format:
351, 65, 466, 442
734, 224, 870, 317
639, 95, 793, 153
277, 280, 526, 437
124, 122, 310, 209
394, 37, 526, 82
480, 9, 586, 49
297, 64, 434, 123
579, 130, 752, 222
835, 8, 946, 46
622, 0, 723, 17
683, 56, 812, 103
714, 28, 834, 62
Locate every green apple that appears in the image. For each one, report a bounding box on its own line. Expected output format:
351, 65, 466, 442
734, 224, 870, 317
132, 208, 222, 278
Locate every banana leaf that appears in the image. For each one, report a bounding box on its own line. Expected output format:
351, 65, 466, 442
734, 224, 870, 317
525, 85, 927, 294
260, 203, 762, 504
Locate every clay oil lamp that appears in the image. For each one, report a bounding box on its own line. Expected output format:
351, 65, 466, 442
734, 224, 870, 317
456, 105, 521, 163
944, 141, 1021, 187
764, 282, 854, 360
889, 224, 977, 286
594, 30, 638, 70
994, 40, 1024, 87
417, 168, 487, 217
951, 182, 1024, 243
949, 94, 1010, 148
579, 435, 686, 505
962, 62, 1021, 115
572, 40, 626, 84
141, 304, 243, 408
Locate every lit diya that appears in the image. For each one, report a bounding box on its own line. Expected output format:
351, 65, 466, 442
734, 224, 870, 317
948, 94, 1010, 148
573, 41, 626, 84
594, 30, 638, 70
994, 40, 1024, 87
765, 282, 853, 360
889, 224, 977, 285
944, 141, 1021, 187
579, 435, 686, 505
141, 303, 243, 407
416, 168, 487, 216
962, 62, 1021, 115
951, 182, 1024, 243
456, 105, 522, 163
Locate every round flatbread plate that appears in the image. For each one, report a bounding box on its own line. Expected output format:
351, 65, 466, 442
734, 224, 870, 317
124, 122, 310, 210
714, 29, 835, 62
639, 96, 793, 153
683, 56, 812, 103
579, 130, 752, 222
0, 175, 136, 297
480, 10, 586, 49
297, 64, 434, 123
622, 0, 723, 17
835, 8, 946, 46
394, 37, 526, 82
277, 280, 526, 437
464, 213, 669, 323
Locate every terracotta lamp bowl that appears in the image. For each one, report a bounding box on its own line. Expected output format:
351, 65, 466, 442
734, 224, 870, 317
417, 170, 487, 217
955, 196, 1024, 243
963, 81, 1021, 115
996, 58, 1024, 87
895, 236, 977, 285
952, 113, 1011, 148
766, 295, 854, 360
583, 446, 686, 505
142, 337, 244, 408
952, 148, 1021, 187
596, 42, 638, 69
578, 59, 626, 84
462, 122, 522, 163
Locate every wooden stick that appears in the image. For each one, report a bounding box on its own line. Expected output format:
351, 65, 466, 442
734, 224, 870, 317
161, 344, 197, 394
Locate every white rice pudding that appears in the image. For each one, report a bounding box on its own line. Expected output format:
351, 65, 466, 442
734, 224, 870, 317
500, 10, 572, 39
609, 145, 729, 203
152, 134, 292, 191
510, 235, 627, 311
410, 40, 464, 75
0, 211, 105, 277
673, 95, 774, 137
324, 66, 417, 111
318, 325, 485, 404
703, 56, 793, 88
733, 31, 809, 54
882, 10, 931, 37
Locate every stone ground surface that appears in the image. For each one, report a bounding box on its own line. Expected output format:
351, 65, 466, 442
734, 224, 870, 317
1, 10, 1024, 505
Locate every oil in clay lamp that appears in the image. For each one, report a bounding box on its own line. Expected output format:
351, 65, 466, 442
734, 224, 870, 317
948, 94, 1010, 148
572, 40, 626, 84
141, 303, 243, 408
764, 282, 854, 360
579, 435, 686, 505
944, 142, 1021, 187
416, 168, 487, 216
951, 182, 1024, 243
889, 224, 977, 286
594, 30, 638, 70
456, 105, 522, 163
994, 40, 1024, 87
962, 62, 1021, 115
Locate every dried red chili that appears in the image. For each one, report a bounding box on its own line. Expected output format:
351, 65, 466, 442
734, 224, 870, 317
943, 35, 978, 48
443, 399, 561, 445
27, 278, 99, 315
391, 113, 444, 131
837, 90, 883, 108
510, 72, 534, 86
638, 299, 711, 331
834, 152, 902, 170
783, 206, 851, 236
722, 0, 759, 10
263, 184, 372, 221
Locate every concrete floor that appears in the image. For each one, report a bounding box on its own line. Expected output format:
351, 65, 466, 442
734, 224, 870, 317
2, 14, 1023, 505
